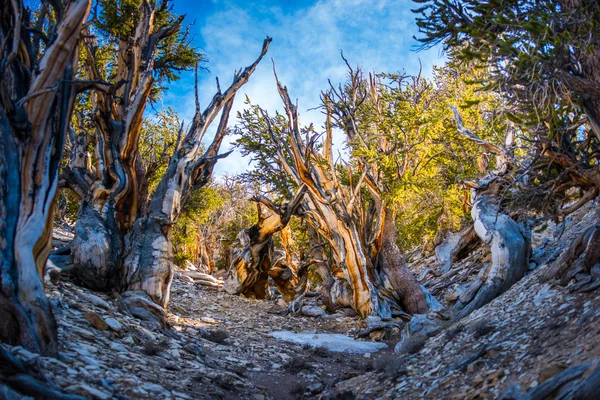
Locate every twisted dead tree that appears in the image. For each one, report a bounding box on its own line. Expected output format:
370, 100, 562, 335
323, 65, 431, 316
0, 0, 91, 354
137, 42, 271, 323
224, 184, 307, 299
121, 38, 271, 320
446, 106, 529, 320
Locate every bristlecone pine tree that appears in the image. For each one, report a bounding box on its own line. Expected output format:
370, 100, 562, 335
66, 13, 271, 325
0, 0, 91, 355
226, 70, 430, 318
413, 0, 600, 290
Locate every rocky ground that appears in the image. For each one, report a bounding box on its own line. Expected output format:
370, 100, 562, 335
0, 266, 398, 399
1, 203, 599, 399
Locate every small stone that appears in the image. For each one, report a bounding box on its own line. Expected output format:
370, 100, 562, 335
172, 391, 192, 399
301, 305, 326, 318
184, 343, 205, 357
68, 384, 112, 400
486, 369, 505, 381
110, 342, 128, 352
79, 292, 110, 309
369, 329, 386, 341
12, 346, 39, 364
122, 336, 135, 345
71, 326, 96, 340
167, 349, 181, 358
104, 317, 123, 332
485, 348, 500, 360
467, 362, 477, 373
142, 383, 165, 393
307, 383, 324, 394
85, 312, 109, 330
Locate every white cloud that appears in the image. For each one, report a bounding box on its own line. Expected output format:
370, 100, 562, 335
164, 0, 443, 177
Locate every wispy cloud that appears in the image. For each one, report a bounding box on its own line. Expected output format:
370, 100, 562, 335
164, 0, 443, 177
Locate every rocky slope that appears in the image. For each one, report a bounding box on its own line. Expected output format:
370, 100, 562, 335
323, 202, 600, 399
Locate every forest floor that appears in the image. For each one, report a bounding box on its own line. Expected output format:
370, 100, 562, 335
2, 203, 599, 399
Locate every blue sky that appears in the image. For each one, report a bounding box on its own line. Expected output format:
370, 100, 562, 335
24, 0, 443, 176
160, 0, 443, 176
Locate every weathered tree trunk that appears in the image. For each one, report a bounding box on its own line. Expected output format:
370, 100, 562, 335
259, 76, 427, 318
450, 195, 528, 319
72, 1, 175, 293
72, 200, 123, 291
447, 106, 530, 320
119, 39, 271, 317
379, 208, 428, 314
224, 184, 306, 298
0, 0, 91, 354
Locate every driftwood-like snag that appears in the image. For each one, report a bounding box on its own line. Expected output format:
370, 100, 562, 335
0, 0, 91, 355
224, 184, 307, 299
446, 105, 529, 320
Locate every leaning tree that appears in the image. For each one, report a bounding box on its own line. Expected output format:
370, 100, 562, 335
443, 106, 529, 320
413, 0, 600, 279
0, 0, 91, 354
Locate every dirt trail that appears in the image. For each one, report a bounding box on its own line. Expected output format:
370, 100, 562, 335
170, 278, 394, 399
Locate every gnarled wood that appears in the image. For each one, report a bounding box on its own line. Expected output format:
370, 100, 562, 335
0, 0, 91, 355
71, 32, 270, 317
256, 71, 428, 318
435, 225, 480, 272
451, 196, 528, 320
224, 182, 306, 298
448, 107, 529, 321
121, 38, 271, 311
72, 0, 182, 294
